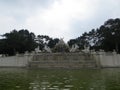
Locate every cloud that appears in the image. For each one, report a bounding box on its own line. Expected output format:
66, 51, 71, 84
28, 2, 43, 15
25, 0, 98, 41
0, 16, 17, 34
0, 0, 52, 34
0, 0, 120, 41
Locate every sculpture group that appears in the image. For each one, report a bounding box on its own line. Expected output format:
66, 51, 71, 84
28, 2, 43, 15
35, 38, 90, 53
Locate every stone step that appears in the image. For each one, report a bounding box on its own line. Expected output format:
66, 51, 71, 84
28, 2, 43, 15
29, 53, 96, 68
28, 61, 96, 68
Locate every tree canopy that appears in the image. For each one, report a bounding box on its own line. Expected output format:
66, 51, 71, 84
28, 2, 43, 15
68, 18, 120, 53
0, 18, 120, 55
0, 29, 37, 55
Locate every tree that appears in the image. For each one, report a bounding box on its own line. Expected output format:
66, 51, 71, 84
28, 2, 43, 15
67, 39, 77, 48
68, 18, 120, 53
0, 29, 37, 55
36, 35, 51, 50
53, 42, 69, 53
94, 18, 120, 52
68, 32, 90, 50
48, 38, 59, 48
36, 35, 60, 50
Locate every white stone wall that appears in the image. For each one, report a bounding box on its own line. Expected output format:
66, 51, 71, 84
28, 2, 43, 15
0, 53, 120, 68
29, 53, 96, 68
97, 52, 120, 67
0, 55, 32, 67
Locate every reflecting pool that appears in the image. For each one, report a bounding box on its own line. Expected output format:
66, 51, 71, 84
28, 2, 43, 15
0, 68, 120, 90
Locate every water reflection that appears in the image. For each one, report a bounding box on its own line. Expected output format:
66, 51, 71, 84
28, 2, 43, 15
0, 68, 120, 90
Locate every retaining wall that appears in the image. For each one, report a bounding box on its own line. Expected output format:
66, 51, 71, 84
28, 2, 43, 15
97, 52, 120, 67
29, 53, 96, 68
0, 52, 120, 68
0, 55, 32, 67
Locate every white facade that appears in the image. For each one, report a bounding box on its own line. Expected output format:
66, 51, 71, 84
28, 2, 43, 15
0, 55, 32, 67
0, 52, 120, 68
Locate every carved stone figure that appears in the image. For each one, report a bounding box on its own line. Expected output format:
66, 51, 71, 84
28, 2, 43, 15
70, 44, 79, 52
53, 38, 69, 52
35, 46, 41, 53
82, 45, 90, 53
44, 45, 52, 53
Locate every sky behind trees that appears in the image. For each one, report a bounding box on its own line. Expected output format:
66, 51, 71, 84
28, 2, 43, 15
0, 0, 120, 41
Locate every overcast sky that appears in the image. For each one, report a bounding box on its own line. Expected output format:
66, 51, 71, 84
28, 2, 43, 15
0, 0, 120, 41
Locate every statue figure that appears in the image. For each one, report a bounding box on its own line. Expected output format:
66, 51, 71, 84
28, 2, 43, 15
53, 38, 69, 52
82, 45, 90, 53
70, 44, 79, 52
56, 38, 65, 46
35, 46, 41, 53
44, 45, 52, 53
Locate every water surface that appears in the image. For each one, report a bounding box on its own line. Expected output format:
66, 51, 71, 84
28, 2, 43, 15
0, 68, 120, 90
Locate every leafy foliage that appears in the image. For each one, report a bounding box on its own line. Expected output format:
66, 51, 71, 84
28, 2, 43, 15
1, 18, 120, 55
53, 44, 69, 52
68, 18, 120, 53
0, 29, 37, 55
36, 35, 60, 50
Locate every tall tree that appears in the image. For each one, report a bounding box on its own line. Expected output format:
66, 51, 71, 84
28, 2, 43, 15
0, 29, 37, 55
95, 18, 120, 52
48, 38, 59, 48
68, 18, 120, 53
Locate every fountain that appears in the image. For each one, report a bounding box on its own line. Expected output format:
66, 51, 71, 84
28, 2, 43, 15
29, 38, 96, 69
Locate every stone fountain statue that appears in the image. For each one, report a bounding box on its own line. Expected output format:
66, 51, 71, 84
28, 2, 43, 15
70, 44, 79, 52
35, 46, 41, 53
44, 45, 52, 53
82, 45, 90, 53
53, 38, 69, 52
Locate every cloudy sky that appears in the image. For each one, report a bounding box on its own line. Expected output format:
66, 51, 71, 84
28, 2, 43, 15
0, 0, 120, 41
